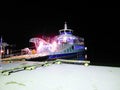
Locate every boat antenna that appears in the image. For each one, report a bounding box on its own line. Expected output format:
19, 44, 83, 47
0, 36, 2, 50
64, 22, 67, 30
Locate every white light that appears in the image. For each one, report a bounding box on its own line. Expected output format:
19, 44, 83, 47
85, 47, 87, 50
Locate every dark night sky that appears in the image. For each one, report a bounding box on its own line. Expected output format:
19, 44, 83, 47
0, 2, 120, 65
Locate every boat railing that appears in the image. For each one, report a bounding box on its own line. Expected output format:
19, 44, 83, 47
55, 44, 73, 53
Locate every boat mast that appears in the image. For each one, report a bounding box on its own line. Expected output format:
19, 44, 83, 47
0, 36, 2, 59
64, 22, 67, 30
64, 22, 68, 35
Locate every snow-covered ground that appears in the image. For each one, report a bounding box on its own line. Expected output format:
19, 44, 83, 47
0, 63, 120, 90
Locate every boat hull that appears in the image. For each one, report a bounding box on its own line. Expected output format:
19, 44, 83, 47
25, 55, 49, 62
49, 52, 85, 60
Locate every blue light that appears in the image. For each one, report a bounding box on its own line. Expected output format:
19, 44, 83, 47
74, 45, 85, 50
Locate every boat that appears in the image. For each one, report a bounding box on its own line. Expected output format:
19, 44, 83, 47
29, 22, 87, 61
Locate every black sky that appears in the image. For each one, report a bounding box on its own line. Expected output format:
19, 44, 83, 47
0, 7, 88, 48
0, 2, 120, 65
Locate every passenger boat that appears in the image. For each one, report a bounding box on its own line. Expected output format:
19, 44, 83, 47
29, 22, 87, 60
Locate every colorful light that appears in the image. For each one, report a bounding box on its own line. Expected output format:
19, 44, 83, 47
0, 50, 4, 53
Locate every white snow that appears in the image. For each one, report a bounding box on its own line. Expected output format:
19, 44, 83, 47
0, 64, 120, 90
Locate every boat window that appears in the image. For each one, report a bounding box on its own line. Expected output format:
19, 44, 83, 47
74, 45, 84, 50
60, 31, 65, 34
72, 46, 74, 50
67, 49, 69, 52
64, 50, 66, 53
65, 30, 72, 34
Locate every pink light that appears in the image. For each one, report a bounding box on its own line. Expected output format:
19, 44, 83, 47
37, 41, 44, 52
0, 50, 4, 53
52, 41, 57, 48
50, 41, 57, 52
34, 36, 59, 53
